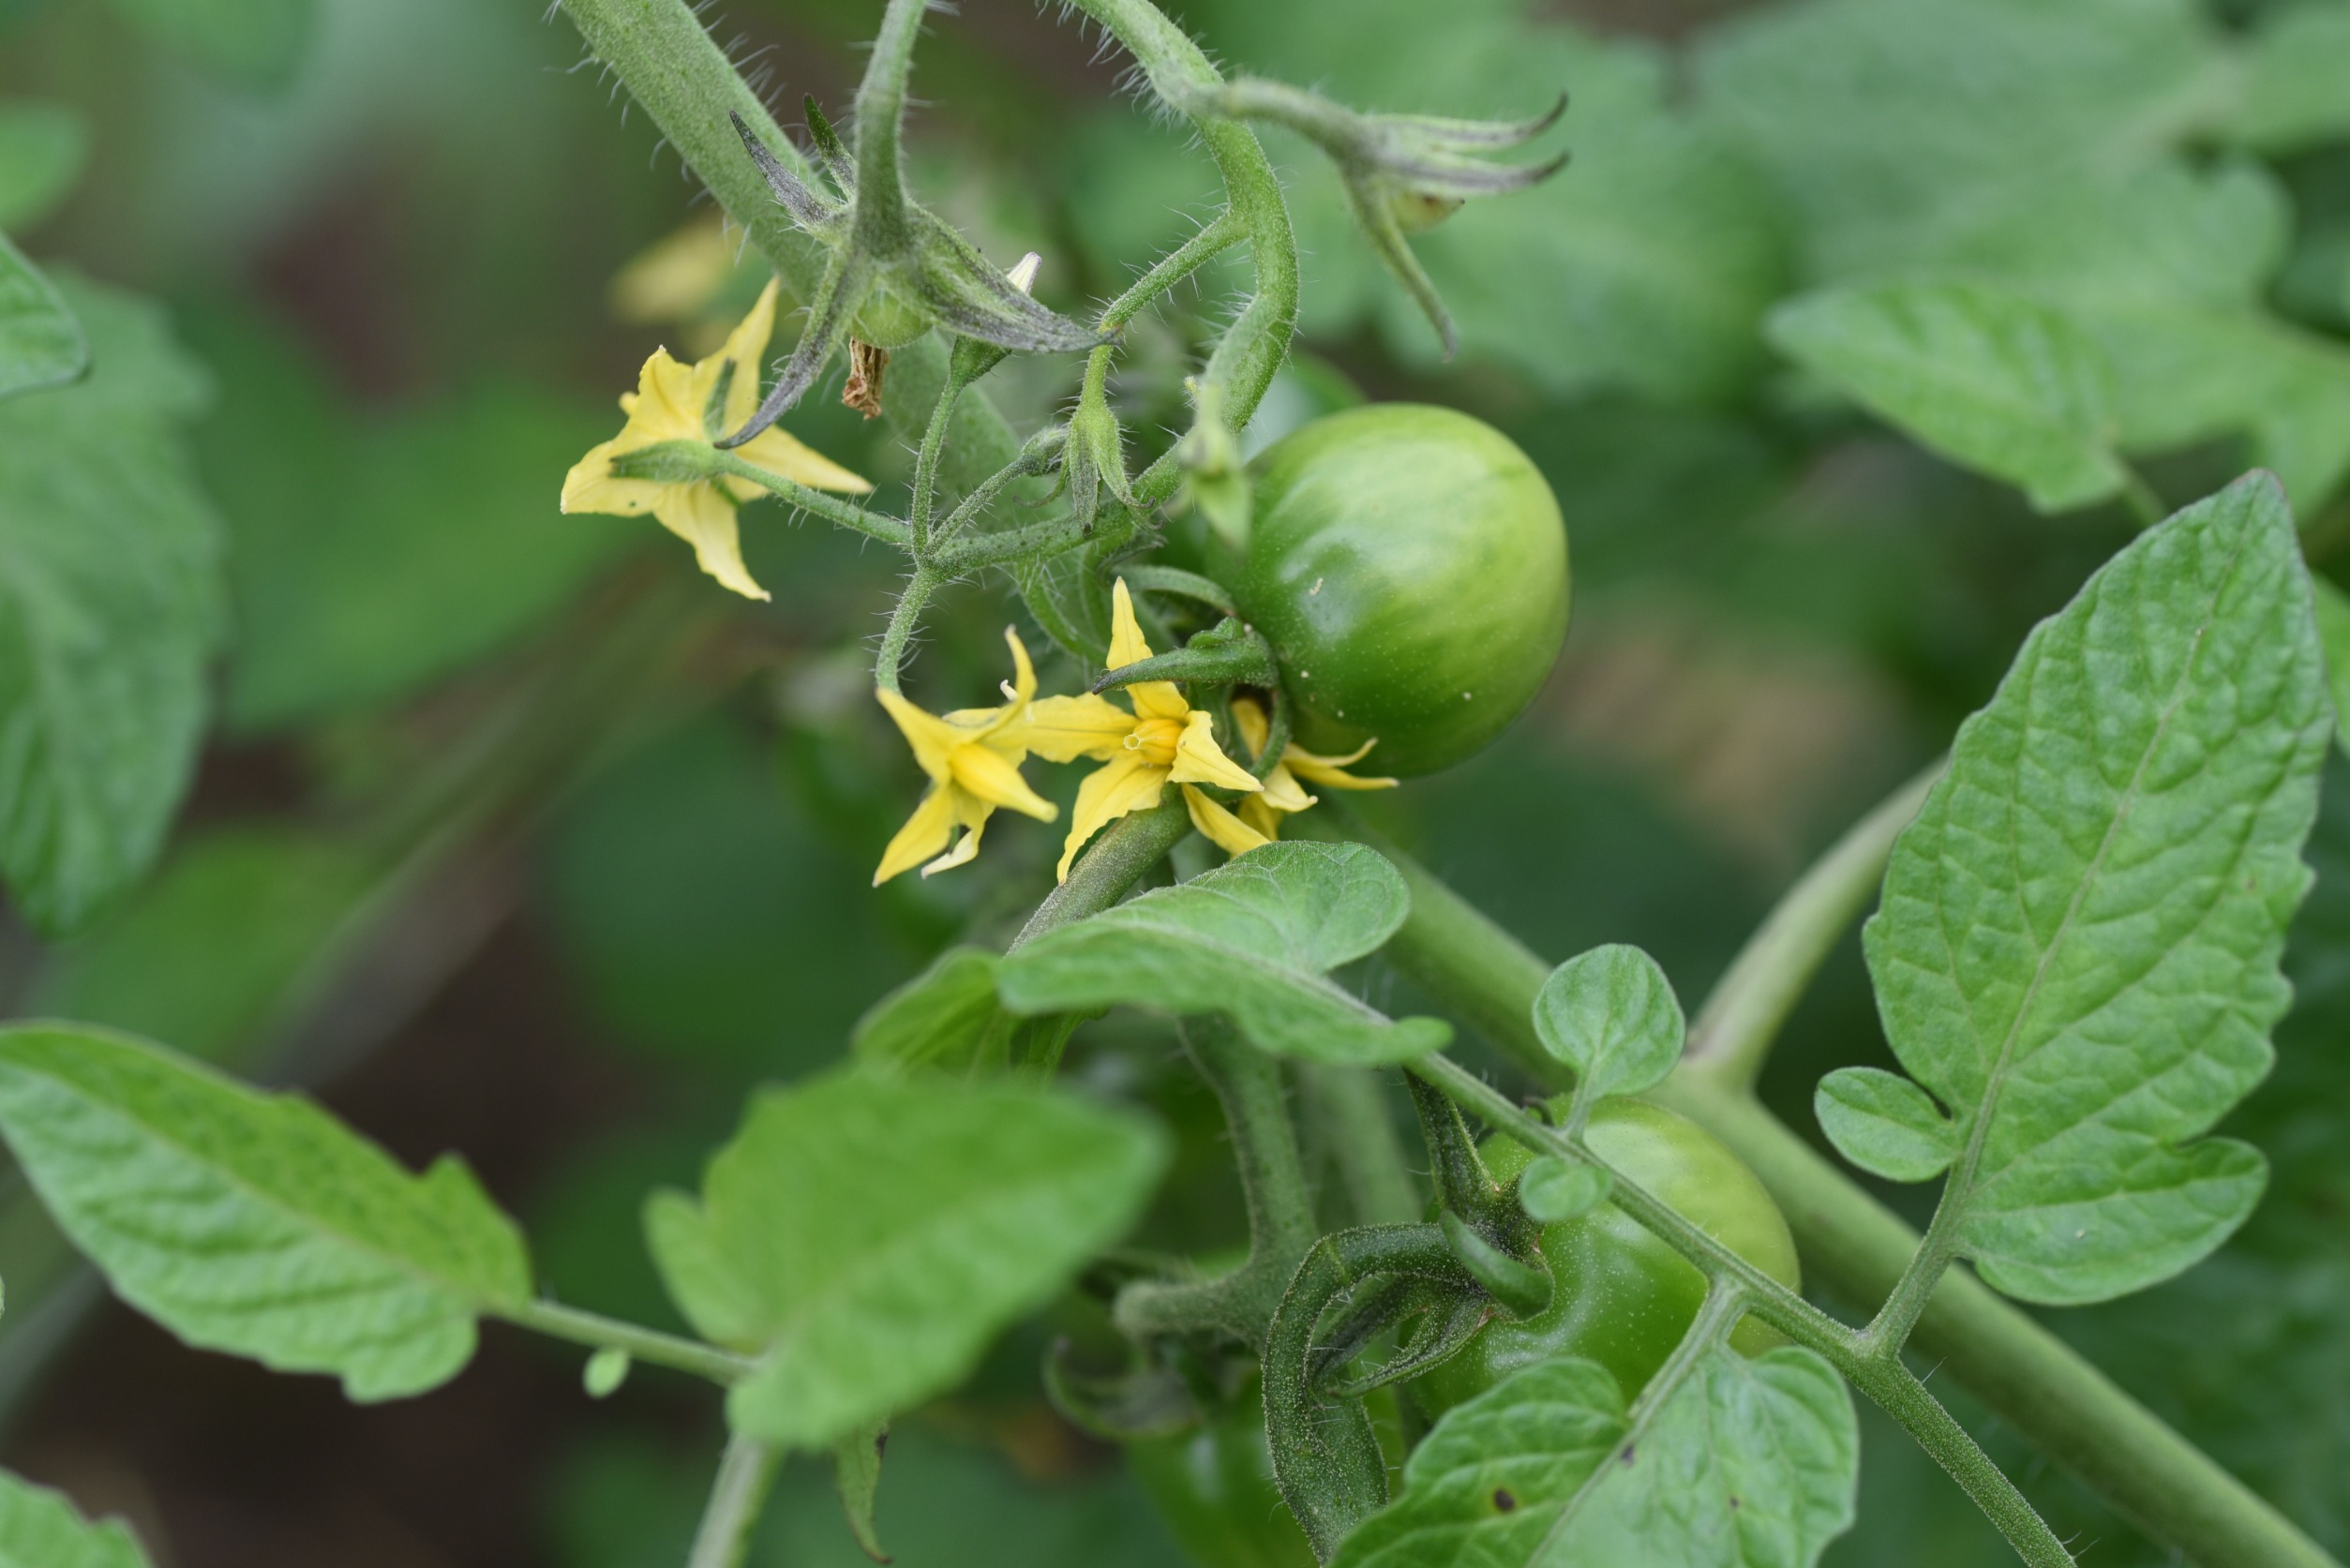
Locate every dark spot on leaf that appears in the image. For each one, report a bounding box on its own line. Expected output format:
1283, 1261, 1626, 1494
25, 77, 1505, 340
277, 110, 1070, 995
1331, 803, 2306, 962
1492, 1489, 1518, 1513
1620, 1442, 1637, 1465
1729, 1494, 1741, 1510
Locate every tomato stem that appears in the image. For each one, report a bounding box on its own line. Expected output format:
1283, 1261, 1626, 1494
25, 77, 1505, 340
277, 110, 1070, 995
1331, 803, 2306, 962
684, 1430, 783, 1568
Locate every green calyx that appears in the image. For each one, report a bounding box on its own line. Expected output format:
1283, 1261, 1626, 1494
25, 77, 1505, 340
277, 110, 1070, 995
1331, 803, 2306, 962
1178, 78, 1567, 354
1089, 617, 1277, 694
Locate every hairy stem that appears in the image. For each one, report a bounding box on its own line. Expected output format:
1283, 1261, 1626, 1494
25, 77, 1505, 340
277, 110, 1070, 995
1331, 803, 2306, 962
1298, 1064, 1422, 1227
556, 0, 1020, 492
1115, 1022, 1318, 1349
852, 0, 924, 243
1063, 0, 1298, 501
685, 1431, 783, 1568
875, 565, 940, 694
501, 1297, 755, 1386
1315, 799, 2341, 1568
1099, 207, 1246, 334
1679, 762, 1938, 1091
708, 452, 914, 549
1010, 800, 1193, 949
909, 373, 965, 553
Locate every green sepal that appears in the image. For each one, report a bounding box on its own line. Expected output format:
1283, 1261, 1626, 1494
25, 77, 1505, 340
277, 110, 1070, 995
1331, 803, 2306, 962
1439, 1208, 1553, 1321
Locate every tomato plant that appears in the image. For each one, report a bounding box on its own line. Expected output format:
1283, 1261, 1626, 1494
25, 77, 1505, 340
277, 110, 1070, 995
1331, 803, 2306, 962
1210, 402, 1569, 777
0, 0, 2345, 1566
1410, 1098, 1798, 1420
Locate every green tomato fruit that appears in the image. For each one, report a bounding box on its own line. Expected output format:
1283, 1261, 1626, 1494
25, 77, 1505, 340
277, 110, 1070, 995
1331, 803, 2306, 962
1212, 403, 1568, 777
1412, 1099, 1799, 1419
1128, 1376, 1317, 1568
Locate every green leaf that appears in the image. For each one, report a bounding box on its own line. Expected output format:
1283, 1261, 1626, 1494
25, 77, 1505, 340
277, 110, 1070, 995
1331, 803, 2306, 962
1766, 279, 2125, 513
0, 101, 86, 231
995, 843, 1452, 1064
833, 1421, 890, 1563
1331, 1350, 1857, 1567
1814, 1067, 1957, 1183
0, 1023, 532, 1399
1697, 0, 2229, 281
0, 1469, 149, 1568
2228, 5, 2350, 154
852, 946, 1079, 1075
2313, 576, 2350, 757
1517, 1157, 1610, 1224
1862, 472, 2332, 1305
106, 0, 315, 91
1531, 944, 1684, 1100
0, 232, 82, 400
0, 272, 223, 933
644, 1069, 1167, 1450
583, 1346, 632, 1399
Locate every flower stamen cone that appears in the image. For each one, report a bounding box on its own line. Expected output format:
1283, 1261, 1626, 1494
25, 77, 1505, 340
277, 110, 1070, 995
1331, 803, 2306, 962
1025, 579, 1262, 880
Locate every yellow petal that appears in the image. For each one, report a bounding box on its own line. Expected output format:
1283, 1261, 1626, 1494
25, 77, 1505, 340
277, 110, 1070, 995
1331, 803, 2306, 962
1239, 794, 1285, 841
876, 687, 968, 783
1168, 710, 1263, 793
949, 742, 1057, 823
921, 818, 986, 878
1231, 695, 1272, 758
1058, 752, 1168, 881
1107, 577, 1154, 669
1024, 693, 1138, 763
630, 348, 709, 445
716, 277, 783, 429
1286, 748, 1400, 791
1260, 762, 1317, 814
561, 437, 667, 517
875, 783, 959, 884
1126, 679, 1191, 724
651, 480, 768, 601
1183, 784, 1270, 859
1002, 626, 1038, 706
731, 425, 875, 498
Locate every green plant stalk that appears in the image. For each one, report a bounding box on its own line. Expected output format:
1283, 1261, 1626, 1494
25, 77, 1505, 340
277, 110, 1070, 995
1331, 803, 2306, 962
1010, 800, 1192, 948
1098, 207, 1245, 336
1679, 762, 1938, 1091
874, 564, 939, 695
1411, 1053, 2073, 1568
1115, 1023, 1319, 1349
556, 0, 1020, 494
502, 1297, 755, 1386
909, 371, 966, 552
706, 452, 914, 549
685, 1431, 784, 1568
1064, 0, 1298, 503
1325, 804, 2340, 1568
1298, 1063, 1422, 1228
853, 0, 923, 244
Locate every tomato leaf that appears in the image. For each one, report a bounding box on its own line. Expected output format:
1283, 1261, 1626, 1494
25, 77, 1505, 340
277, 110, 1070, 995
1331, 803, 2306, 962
1814, 1067, 1957, 1183
1859, 472, 2332, 1304
0, 1024, 532, 1400
995, 842, 1451, 1064
853, 946, 1080, 1075
644, 1070, 1167, 1450
0, 232, 83, 401
0, 1469, 150, 1568
833, 1421, 890, 1563
1330, 1350, 1857, 1567
0, 273, 222, 933
1767, 279, 2124, 513
1532, 944, 1684, 1100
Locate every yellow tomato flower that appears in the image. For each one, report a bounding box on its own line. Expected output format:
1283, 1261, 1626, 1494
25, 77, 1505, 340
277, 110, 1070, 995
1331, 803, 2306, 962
1228, 694, 1398, 840
561, 277, 872, 602
1025, 579, 1265, 879
874, 628, 1058, 885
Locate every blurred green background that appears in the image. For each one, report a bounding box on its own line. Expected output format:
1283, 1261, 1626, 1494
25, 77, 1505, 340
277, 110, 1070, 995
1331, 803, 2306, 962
1, 0, 2347, 1562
